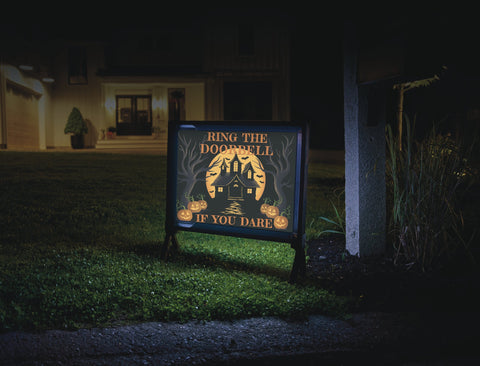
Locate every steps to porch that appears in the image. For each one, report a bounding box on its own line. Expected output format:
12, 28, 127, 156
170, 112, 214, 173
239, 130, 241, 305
95, 135, 167, 154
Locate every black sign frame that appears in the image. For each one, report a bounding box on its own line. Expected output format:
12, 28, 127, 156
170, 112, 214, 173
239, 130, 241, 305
161, 120, 309, 282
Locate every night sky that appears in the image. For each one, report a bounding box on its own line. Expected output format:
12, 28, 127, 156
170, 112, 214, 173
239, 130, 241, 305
290, 7, 480, 148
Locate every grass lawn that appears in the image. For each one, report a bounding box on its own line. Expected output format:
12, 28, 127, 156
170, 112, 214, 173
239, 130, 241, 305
0, 152, 347, 331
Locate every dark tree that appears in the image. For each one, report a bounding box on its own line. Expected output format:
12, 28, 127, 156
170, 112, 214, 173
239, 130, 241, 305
261, 135, 296, 211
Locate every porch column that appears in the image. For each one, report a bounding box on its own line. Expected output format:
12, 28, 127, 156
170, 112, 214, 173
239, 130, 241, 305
343, 23, 386, 257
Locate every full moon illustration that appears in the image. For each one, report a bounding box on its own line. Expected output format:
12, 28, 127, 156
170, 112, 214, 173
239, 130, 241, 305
205, 148, 266, 201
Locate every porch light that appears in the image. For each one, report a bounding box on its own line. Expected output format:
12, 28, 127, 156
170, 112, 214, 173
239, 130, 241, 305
105, 97, 115, 112
152, 97, 165, 110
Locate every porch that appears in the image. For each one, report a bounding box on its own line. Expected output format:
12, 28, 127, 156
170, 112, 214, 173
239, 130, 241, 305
95, 135, 167, 154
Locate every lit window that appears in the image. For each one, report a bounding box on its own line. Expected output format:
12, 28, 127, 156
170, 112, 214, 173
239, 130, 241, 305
233, 161, 238, 172
248, 170, 252, 179
247, 188, 252, 194
218, 187, 223, 192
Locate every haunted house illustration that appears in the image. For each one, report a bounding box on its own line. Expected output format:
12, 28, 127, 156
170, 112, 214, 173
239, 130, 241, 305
211, 154, 259, 201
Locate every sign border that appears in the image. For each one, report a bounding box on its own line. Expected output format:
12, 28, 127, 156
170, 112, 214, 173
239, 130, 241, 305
162, 120, 309, 281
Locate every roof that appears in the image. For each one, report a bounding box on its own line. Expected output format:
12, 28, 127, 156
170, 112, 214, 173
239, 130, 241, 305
212, 173, 259, 188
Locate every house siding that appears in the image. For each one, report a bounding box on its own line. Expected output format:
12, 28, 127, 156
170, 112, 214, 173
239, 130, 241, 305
0, 64, 52, 150
1, 12, 290, 150
50, 43, 105, 148
5, 83, 39, 149
203, 22, 290, 121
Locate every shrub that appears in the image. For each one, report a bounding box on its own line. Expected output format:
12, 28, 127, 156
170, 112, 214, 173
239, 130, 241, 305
64, 107, 88, 135
386, 117, 476, 271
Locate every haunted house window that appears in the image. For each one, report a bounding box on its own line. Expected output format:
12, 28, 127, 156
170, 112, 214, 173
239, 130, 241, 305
223, 82, 272, 120
68, 47, 87, 85
233, 161, 239, 172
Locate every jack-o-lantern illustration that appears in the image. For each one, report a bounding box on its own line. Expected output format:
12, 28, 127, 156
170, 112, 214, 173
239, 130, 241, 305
266, 205, 279, 218
177, 208, 193, 221
198, 200, 208, 210
274, 215, 289, 230
260, 203, 270, 214
188, 201, 202, 213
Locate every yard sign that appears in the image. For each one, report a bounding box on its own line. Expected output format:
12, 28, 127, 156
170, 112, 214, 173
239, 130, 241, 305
162, 121, 309, 281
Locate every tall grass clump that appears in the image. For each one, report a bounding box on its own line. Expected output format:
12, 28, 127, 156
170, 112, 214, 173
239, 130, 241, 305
317, 187, 345, 238
386, 117, 476, 271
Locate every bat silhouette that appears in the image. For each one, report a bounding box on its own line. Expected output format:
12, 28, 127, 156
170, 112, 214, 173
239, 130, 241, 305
209, 190, 215, 193
241, 156, 249, 160
259, 180, 264, 184
256, 174, 264, 178
209, 172, 218, 176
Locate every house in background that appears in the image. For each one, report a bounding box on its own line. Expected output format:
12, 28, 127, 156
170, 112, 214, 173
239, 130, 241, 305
0, 10, 291, 152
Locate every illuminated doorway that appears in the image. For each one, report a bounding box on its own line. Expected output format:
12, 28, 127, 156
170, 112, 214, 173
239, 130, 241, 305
116, 95, 152, 136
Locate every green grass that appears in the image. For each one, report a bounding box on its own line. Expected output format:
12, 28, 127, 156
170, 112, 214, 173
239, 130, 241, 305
0, 152, 346, 331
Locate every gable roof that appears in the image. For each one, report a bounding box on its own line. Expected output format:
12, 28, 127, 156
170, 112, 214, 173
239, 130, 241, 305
212, 173, 259, 188
242, 161, 254, 173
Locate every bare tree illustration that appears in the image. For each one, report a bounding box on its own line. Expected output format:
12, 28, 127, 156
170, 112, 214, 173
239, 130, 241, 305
178, 133, 220, 204
259, 135, 296, 210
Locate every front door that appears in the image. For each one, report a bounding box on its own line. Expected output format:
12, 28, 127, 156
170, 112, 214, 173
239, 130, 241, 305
116, 95, 152, 136
228, 177, 244, 200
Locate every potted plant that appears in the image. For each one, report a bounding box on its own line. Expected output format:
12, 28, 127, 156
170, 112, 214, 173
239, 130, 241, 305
64, 107, 88, 149
107, 126, 117, 139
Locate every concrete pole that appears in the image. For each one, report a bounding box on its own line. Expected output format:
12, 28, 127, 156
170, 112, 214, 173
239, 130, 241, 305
343, 23, 386, 257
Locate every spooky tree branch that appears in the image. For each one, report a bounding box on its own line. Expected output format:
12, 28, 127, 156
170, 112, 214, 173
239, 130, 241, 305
177, 133, 222, 201
262, 135, 296, 208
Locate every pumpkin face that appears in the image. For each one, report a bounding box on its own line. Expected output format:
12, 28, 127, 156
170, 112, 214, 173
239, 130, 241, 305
187, 201, 202, 213
177, 208, 193, 221
266, 205, 279, 218
260, 203, 270, 214
274, 215, 289, 230
198, 200, 208, 210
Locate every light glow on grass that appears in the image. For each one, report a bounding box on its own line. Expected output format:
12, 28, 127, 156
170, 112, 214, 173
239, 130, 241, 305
0, 152, 349, 331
